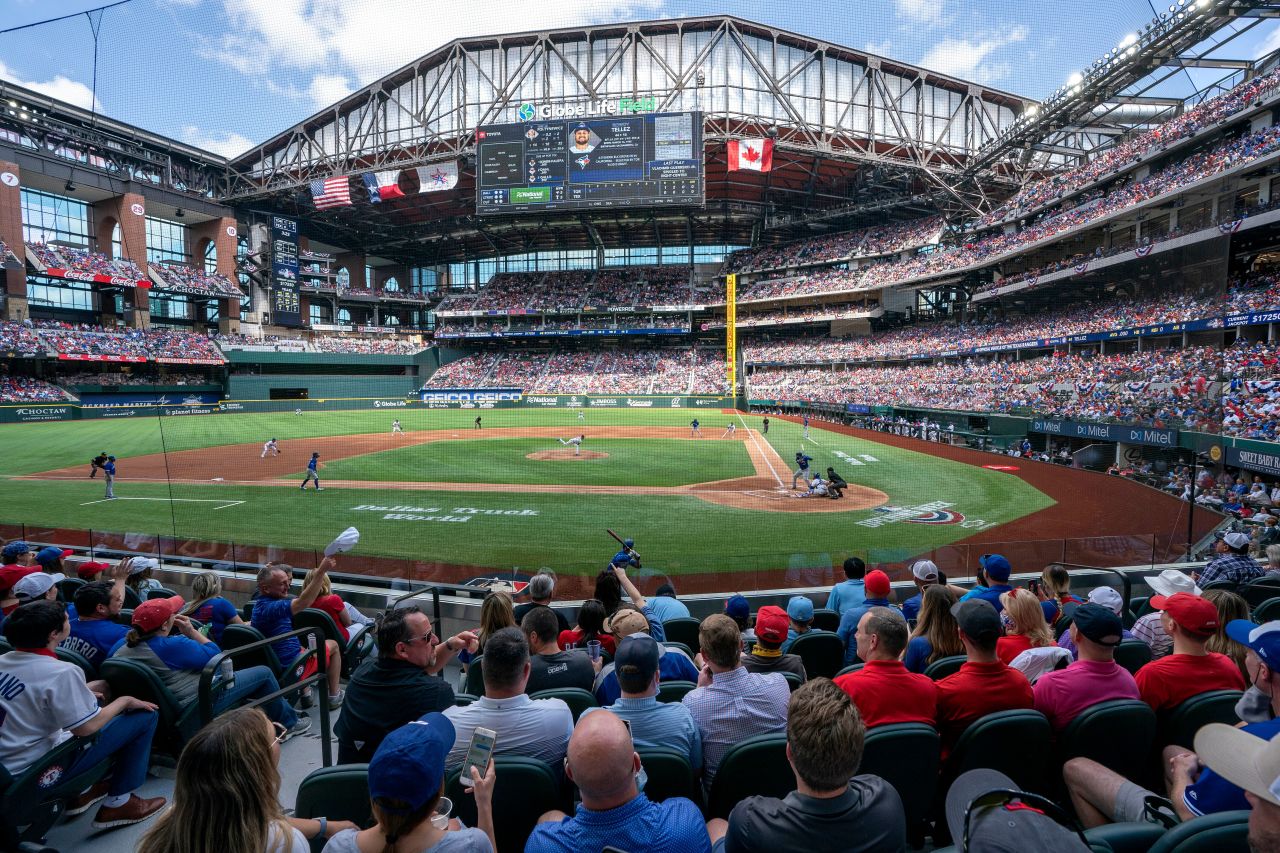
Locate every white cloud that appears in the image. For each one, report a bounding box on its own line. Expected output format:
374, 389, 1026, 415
0, 60, 100, 111
205, 0, 665, 106
896, 0, 943, 25
1256, 23, 1280, 60
306, 74, 353, 110
180, 125, 254, 158
918, 25, 1028, 84
865, 39, 893, 57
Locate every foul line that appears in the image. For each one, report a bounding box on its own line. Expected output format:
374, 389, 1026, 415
79, 497, 245, 510
737, 414, 784, 487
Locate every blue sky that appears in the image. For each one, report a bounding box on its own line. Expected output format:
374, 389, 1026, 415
2, 0, 1278, 158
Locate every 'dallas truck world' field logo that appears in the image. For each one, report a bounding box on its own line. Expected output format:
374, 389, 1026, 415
857, 501, 1000, 531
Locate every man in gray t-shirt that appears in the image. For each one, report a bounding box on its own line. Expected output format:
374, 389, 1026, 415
522, 605, 595, 693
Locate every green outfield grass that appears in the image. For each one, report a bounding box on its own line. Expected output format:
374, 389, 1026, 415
311, 437, 754, 486
0, 408, 1056, 575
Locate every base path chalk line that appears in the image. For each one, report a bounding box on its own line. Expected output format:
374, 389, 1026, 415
79, 497, 246, 509
737, 416, 784, 488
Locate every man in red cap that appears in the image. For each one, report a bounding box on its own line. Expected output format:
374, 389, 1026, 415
1134, 592, 1245, 712
835, 606, 936, 727
740, 605, 807, 680
836, 570, 897, 667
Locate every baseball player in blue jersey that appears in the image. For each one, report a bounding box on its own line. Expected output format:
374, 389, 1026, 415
301, 452, 323, 490
792, 451, 813, 489
103, 455, 117, 499
690, 418, 701, 437
802, 414, 811, 439
611, 538, 641, 570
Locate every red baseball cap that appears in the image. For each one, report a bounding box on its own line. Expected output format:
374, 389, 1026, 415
1151, 592, 1219, 636
76, 561, 110, 580
754, 605, 789, 644
865, 570, 891, 598
131, 596, 185, 632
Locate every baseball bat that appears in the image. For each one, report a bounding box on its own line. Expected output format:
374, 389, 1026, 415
606, 528, 626, 547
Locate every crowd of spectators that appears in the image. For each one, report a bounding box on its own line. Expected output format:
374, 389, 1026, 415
704, 301, 879, 329
976, 66, 1280, 228
723, 216, 943, 273
214, 334, 308, 351
437, 267, 696, 314
335, 286, 429, 303
437, 314, 690, 337
423, 345, 727, 394
26, 242, 146, 282
148, 263, 243, 299
0, 321, 226, 362
0, 321, 44, 355
311, 336, 424, 355
56, 370, 209, 387
0, 376, 72, 402
427, 351, 501, 386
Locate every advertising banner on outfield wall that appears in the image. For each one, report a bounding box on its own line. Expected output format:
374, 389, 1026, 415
1030, 417, 1177, 447
1225, 446, 1280, 478
0, 405, 75, 423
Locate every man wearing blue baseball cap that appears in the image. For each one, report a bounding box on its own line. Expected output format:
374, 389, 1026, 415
958, 554, 1015, 613
327, 712, 496, 852
0, 541, 39, 616
35, 546, 74, 576
781, 595, 814, 652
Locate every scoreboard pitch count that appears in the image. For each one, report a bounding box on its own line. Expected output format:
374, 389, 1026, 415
476, 112, 703, 215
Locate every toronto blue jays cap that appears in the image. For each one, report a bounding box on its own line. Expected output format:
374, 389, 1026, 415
979, 554, 1013, 582
725, 593, 750, 621
368, 712, 456, 812
1227, 619, 1280, 669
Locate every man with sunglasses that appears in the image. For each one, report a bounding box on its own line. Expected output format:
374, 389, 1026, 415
335, 605, 478, 763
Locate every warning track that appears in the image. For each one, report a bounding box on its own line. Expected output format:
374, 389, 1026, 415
24, 426, 887, 514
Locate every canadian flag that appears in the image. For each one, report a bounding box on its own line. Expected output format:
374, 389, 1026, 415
727, 138, 773, 172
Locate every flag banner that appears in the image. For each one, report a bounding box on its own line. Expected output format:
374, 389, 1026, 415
1125, 381, 1151, 393
416, 162, 459, 193
727, 138, 773, 172
1073, 262, 1089, 275
362, 171, 405, 203
310, 176, 352, 209
1135, 245, 1153, 257
1219, 219, 1243, 234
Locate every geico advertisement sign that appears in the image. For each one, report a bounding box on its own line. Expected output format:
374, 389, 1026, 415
421, 391, 521, 403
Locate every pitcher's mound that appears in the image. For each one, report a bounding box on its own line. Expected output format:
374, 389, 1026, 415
526, 449, 610, 461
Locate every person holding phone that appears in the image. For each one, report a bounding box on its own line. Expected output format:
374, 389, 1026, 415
324, 712, 497, 853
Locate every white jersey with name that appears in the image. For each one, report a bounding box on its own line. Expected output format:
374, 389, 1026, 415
0, 652, 100, 774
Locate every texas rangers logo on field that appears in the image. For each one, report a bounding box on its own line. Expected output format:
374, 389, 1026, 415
857, 501, 965, 528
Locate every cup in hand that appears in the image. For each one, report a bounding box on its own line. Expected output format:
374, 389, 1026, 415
430, 796, 453, 830
587, 640, 602, 662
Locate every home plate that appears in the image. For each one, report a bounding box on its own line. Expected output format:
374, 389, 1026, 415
211, 477, 224, 481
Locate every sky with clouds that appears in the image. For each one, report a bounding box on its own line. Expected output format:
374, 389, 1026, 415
2, 0, 1279, 159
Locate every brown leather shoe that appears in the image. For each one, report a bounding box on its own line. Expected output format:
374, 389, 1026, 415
65, 780, 110, 816
91, 794, 167, 829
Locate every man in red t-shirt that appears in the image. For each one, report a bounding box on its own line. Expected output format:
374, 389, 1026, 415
834, 606, 936, 728
934, 599, 1034, 751
1134, 592, 1246, 712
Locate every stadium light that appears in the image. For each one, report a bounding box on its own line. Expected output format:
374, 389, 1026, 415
1066, 71, 1084, 87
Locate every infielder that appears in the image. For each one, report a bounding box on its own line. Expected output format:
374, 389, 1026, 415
103, 455, 117, 499
792, 451, 813, 490
690, 418, 702, 437
721, 422, 737, 438
301, 452, 323, 490
577, 410, 585, 422
802, 414, 811, 439
261, 438, 279, 458
475, 416, 482, 430
89, 450, 108, 479
392, 419, 403, 435
558, 434, 585, 456
762, 417, 770, 435
294, 408, 302, 416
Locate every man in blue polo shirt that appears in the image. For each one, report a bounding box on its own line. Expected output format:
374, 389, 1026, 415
251, 556, 344, 709
958, 554, 1015, 613
826, 557, 866, 614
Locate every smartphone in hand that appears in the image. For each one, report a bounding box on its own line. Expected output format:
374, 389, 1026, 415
461, 727, 497, 787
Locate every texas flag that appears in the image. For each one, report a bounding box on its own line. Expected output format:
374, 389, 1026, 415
362, 171, 405, 203
727, 138, 773, 172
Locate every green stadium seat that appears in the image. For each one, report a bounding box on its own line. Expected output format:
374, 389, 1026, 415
1201, 580, 1238, 593
811, 608, 841, 632
1240, 576, 1280, 608
861, 723, 940, 837
1114, 639, 1153, 675
656, 680, 697, 704
636, 747, 701, 808
146, 587, 178, 600
1084, 821, 1169, 853
54, 577, 83, 603
295, 763, 373, 843
787, 630, 844, 679
1057, 700, 1157, 785
781, 671, 803, 691
1160, 690, 1244, 750
835, 663, 864, 677
923, 654, 967, 680
661, 617, 702, 651
706, 732, 792, 819
0, 638, 11, 654
54, 646, 96, 680
944, 709, 1052, 796
663, 641, 695, 660
463, 655, 485, 696
0, 734, 109, 849
219, 623, 316, 700
293, 607, 374, 679
529, 687, 597, 722
453, 693, 479, 706
1146, 810, 1250, 853
445, 756, 566, 853
1254, 597, 1280, 623
1133, 596, 1152, 618
122, 586, 142, 609
99, 657, 205, 758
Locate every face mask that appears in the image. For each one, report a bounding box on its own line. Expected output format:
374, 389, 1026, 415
1000, 612, 1015, 632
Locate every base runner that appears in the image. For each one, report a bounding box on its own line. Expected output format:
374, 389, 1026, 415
261, 438, 279, 458
301, 452, 323, 490
721, 422, 736, 438
558, 435, 585, 456
103, 455, 117, 499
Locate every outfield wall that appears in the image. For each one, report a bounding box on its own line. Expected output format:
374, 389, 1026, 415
228, 374, 420, 400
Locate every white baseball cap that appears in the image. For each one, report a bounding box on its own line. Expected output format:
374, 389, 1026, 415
129, 557, 160, 574
1147, 569, 1201, 598
1195, 722, 1280, 807
1222, 532, 1252, 550
912, 560, 939, 581
14, 572, 64, 602
1087, 586, 1124, 616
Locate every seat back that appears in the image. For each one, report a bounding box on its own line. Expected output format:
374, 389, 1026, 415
661, 617, 702, 650
54, 646, 97, 680
463, 655, 485, 696
0, 734, 110, 847
445, 756, 565, 853
293, 608, 369, 678
1146, 809, 1250, 853
1161, 690, 1244, 750
295, 764, 372, 829
99, 658, 194, 755
947, 709, 1053, 795
781, 671, 803, 692
656, 680, 697, 704
787, 631, 844, 679
146, 587, 178, 600
55, 577, 84, 603
528, 687, 597, 723
861, 723, 941, 831
1255, 596, 1280, 623
221, 623, 285, 676
707, 732, 792, 819
1114, 639, 1153, 675
122, 586, 142, 609
1240, 577, 1280, 608
923, 654, 967, 680
836, 663, 864, 677
1058, 700, 1157, 784
811, 608, 841, 633
636, 747, 701, 807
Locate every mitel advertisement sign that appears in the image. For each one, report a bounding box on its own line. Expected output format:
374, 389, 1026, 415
1030, 418, 1176, 447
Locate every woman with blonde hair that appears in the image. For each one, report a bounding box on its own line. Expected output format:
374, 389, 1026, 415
1037, 564, 1084, 625
1204, 589, 1251, 682
181, 571, 243, 643
456, 590, 515, 676
137, 708, 355, 853
996, 588, 1055, 664
903, 585, 962, 672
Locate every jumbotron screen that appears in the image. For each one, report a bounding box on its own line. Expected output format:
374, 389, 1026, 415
476, 111, 703, 215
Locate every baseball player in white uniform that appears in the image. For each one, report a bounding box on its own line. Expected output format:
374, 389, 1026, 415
721, 422, 737, 438
392, 419, 403, 435
577, 410, 585, 422
261, 438, 279, 458
294, 408, 302, 416
559, 434, 585, 456
794, 475, 828, 498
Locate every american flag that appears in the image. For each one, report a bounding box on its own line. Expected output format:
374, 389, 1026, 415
1135, 245, 1153, 257
310, 176, 352, 209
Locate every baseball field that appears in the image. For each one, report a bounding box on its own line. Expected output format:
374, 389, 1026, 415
0, 406, 1212, 594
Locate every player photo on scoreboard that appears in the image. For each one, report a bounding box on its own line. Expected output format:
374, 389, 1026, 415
567, 122, 598, 154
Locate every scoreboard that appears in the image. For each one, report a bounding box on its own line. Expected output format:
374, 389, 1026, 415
476, 112, 703, 215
